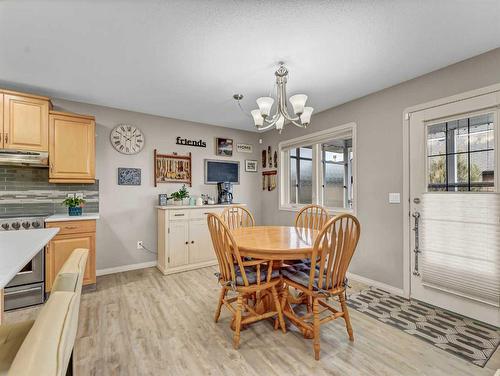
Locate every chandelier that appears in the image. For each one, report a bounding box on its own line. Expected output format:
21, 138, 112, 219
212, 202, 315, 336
251, 64, 313, 133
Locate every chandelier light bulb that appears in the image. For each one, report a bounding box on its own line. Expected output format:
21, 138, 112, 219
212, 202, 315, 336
300, 107, 314, 126
289, 94, 308, 115
251, 109, 264, 126
256, 97, 274, 117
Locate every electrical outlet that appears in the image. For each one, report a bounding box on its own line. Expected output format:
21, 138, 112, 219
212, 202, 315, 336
137, 241, 144, 250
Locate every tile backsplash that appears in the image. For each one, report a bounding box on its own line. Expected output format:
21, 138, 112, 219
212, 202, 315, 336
0, 167, 99, 217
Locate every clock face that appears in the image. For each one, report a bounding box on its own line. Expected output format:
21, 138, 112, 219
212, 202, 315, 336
110, 124, 145, 154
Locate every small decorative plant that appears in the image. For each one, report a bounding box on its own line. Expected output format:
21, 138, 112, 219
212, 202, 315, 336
170, 185, 189, 201
62, 197, 86, 216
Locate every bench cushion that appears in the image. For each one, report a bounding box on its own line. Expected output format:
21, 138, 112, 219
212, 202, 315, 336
0, 320, 34, 376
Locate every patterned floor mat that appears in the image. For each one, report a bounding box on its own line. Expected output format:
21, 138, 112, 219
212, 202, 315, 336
347, 287, 500, 367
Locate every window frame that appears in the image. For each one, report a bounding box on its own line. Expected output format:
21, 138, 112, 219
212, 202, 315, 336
279, 122, 357, 214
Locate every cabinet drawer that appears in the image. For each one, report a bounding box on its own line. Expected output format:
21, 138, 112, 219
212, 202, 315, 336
189, 208, 223, 220
46, 220, 96, 235
169, 210, 189, 221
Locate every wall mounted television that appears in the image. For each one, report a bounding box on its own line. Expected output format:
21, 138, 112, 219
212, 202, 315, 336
204, 159, 240, 184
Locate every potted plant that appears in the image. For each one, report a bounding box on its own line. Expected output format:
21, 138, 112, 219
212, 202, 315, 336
170, 185, 190, 206
62, 196, 86, 216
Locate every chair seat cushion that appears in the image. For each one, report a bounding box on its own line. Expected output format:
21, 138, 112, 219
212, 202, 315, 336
0, 320, 34, 375
235, 265, 280, 286
282, 262, 336, 290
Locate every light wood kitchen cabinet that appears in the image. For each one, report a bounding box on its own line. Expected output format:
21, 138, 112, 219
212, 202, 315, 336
45, 220, 96, 292
157, 206, 238, 275
49, 111, 95, 183
1, 90, 50, 151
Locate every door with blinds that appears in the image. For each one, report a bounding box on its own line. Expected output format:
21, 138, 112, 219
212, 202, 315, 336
409, 90, 500, 326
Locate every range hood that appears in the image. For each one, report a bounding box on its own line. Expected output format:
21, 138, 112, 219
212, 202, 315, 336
0, 150, 49, 167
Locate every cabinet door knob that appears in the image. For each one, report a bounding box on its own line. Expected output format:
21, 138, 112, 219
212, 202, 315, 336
185, 241, 188, 245
191, 241, 194, 244
4, 133, 8, 143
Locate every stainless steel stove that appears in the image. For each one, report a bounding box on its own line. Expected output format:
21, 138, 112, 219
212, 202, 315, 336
1, 216, 46, 310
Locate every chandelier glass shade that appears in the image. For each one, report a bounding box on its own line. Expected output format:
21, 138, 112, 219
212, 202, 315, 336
252, 65, 313, 133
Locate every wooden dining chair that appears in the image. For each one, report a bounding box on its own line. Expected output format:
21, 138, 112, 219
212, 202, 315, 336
294, 204, 329, 231
221, 205, 255, 230
281, 214, 361, 360
207, 213, 286, 349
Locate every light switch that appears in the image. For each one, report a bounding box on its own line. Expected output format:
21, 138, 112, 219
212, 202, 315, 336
389, 193, 400, 204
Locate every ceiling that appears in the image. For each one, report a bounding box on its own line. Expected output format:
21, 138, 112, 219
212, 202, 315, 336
1, 1, 500, 132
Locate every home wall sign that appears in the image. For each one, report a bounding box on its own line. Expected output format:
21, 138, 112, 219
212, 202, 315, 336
176, 137, 206, 148
154, 150, 192, 187
236, 143, 253, 153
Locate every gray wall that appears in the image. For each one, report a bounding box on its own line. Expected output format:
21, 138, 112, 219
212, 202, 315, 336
260, 47, 500, 289
51, 99, 261, 271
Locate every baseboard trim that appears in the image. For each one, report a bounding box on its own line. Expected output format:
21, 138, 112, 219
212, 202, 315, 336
96, 261, 157, 276
347, 272, 406, 297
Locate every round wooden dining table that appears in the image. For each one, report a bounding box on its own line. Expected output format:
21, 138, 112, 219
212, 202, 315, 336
231, 226, 318, 261
230, 226, 319, 336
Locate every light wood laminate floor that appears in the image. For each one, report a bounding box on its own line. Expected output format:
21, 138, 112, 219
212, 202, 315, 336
5, 266, 499, 375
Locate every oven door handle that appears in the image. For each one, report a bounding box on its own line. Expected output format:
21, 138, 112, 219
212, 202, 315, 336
4, 286, 41, 296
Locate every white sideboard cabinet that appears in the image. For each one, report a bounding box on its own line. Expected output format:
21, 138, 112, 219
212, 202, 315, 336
157, 205, 245, 275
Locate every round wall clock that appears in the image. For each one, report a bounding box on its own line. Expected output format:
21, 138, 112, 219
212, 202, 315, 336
110, 124, 145, 154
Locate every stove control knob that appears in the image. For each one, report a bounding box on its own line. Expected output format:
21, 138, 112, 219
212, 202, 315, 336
11, 222, 20, 230
31, 221, 41, 229
1, 223, 9, 230
22, 221, 31, 229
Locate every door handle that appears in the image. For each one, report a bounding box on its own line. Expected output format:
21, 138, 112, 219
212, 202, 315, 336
412, 211, 421, 276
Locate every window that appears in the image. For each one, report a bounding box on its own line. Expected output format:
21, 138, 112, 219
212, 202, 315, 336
289, 146, 313, 204
279, 123, 356, 212
427, 113, 495, 192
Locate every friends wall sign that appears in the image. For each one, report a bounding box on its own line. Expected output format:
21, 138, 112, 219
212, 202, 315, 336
176, 136, 206, 148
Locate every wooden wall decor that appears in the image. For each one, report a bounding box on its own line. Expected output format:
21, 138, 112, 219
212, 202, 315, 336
154, 149, 192, 187
262, 170, 277, 191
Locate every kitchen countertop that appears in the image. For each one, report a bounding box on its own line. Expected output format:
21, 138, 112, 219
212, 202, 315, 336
156, 204, 245, 210
45, 213, 100, 222
0, 228, 59, 289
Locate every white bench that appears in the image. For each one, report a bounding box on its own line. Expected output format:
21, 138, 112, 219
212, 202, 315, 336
0, 248, 88, 376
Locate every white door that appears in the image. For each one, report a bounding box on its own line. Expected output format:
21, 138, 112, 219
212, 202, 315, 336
188, 219, 215, 264
168, 221, 189, 268
409, 91, 500, 326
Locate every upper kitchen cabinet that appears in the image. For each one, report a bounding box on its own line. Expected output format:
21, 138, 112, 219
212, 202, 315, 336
49, 111, 95, 183
1, 90, 51, 151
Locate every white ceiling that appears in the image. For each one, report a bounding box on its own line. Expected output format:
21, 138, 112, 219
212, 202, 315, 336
1, 1, 500, 131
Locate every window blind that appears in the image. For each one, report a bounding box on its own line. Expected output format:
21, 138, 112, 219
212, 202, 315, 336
420, 193, 500, 307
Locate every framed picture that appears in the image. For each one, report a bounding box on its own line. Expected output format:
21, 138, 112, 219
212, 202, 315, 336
236, 143, 253, 153
245, 160, 258, 172
118, 168, 141, 185
216, 137, 233, 156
